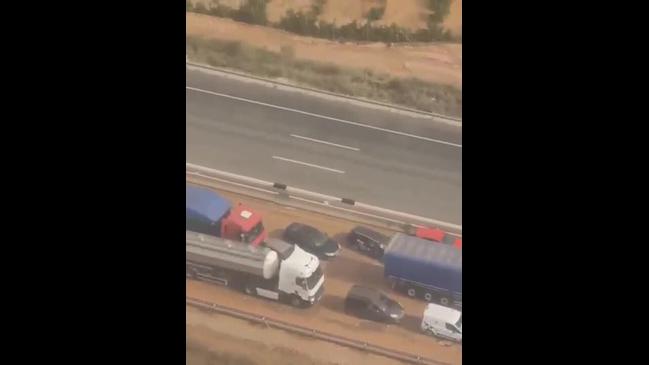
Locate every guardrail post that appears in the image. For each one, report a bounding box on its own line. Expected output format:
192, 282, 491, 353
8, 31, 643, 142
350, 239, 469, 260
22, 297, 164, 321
273, 182, 287, 190
341, 198, 355, 205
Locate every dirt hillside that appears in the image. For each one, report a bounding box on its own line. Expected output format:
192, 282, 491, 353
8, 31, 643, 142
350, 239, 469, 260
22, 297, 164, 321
193, 0, 462, 35
187, 13, 462, 88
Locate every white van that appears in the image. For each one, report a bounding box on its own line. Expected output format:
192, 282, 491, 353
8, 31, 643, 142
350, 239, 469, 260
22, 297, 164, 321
421, 303, 462, 343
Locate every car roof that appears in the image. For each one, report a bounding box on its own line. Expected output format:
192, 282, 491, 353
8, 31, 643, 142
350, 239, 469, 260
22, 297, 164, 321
287, 222, 314, 234
286, 222, 323, 239
347, 285, 385, 303
351, 226, 390, 243
424, 303, 462, 323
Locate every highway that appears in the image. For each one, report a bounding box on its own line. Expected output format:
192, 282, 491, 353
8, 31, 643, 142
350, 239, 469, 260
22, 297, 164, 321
186, 66, 462, 224
186, 188, 462, 365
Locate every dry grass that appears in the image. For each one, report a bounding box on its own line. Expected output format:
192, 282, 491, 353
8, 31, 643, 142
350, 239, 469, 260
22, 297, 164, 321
187, 341, 256, 365
187, 35, 462, 117
187, 13, 462, 88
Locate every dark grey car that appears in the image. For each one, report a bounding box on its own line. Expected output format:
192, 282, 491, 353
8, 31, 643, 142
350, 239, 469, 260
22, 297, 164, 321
344, 285, 405, 323
347, 226, 390, 259
283, 222, 340, 259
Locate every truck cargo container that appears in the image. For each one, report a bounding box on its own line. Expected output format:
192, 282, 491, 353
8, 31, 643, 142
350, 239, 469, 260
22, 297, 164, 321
383, 233, 461, 309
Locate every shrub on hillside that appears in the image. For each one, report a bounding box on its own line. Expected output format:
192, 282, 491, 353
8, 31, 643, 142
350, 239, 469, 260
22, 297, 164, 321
366, 6, 386, 22
426, 0, 452, 23
193, 1, 208, 14
278, 10, 318, 36
234, 0, 269, 26
187, 0, 457, 43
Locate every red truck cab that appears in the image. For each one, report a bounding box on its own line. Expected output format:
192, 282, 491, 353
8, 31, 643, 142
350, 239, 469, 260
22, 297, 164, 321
414, 227, 462, 249
186, 185, 268, 246
221, 203, 267, 246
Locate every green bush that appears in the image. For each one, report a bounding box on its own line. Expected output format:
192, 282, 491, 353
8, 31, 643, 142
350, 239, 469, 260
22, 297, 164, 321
278, 10, 318, 36
193, 2, 208, 14
234, 0, 269, 25
210, 4, 237, 18
187, 0, 458, 43
426, 0, 452, 23
366, 7, 385, 22
387, 78, 405, 93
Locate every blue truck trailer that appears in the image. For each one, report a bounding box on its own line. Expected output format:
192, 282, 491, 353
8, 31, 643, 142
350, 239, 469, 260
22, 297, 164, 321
383, 232, 462, 309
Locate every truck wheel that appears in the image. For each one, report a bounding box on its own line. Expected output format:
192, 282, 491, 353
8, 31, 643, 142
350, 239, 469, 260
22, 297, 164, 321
440, 297, 450, 306
407, 288, 417, 297
290, 296, 303, 308
424, 292, 433, 302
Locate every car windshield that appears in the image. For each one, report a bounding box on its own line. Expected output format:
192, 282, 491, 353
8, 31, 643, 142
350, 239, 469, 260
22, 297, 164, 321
306, 266, 323, 288
456, 316, 462, 331
377, 294, 392, 310
309, 230, 328, 247
243, 222, 264, 243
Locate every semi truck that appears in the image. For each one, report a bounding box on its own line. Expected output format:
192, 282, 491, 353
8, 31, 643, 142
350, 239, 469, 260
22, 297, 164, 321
186, 184, 267, 246
383, 233, 462, 309
186, 231, 325, 307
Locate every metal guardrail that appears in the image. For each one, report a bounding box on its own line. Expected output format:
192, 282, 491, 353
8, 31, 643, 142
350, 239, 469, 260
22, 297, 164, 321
186, 61, 462, 124
187, 296, 452, 365
186, 163, 462, 235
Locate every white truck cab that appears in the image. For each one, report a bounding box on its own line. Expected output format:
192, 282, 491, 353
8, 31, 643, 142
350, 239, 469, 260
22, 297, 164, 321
421, 303, 462, 343
266, 239, 324, 305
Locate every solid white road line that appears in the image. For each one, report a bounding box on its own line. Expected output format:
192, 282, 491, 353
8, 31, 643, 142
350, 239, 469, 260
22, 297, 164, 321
289, 134, 360, 151
272, 156, 345, 174
186, 86, 462, 148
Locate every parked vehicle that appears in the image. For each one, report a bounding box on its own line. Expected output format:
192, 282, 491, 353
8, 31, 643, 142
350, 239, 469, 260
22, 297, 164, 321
347, 226, 390, 259
186, 231, 324, 307
186, 184, 267, 246
283, 222, 340, 258
409, 226, 462, 249
383, 233, 462, 309
344, 285, 404, 323
421, 303, 462, 343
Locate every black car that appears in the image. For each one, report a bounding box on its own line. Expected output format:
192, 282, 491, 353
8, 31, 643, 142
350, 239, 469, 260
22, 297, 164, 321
344, 285, 405, 323
283, 222, 340, 258
347, 226, 390, 259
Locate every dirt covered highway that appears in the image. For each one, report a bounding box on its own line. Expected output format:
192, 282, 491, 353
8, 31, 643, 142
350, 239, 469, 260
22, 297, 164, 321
186, 188, 462, 365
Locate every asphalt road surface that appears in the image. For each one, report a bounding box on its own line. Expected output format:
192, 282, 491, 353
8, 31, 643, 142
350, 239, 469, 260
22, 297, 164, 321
186, 67, 462, 224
